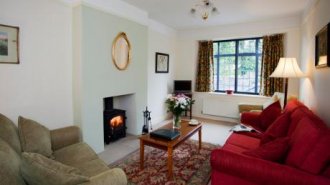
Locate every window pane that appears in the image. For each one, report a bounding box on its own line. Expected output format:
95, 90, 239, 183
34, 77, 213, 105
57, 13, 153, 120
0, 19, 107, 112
257, 56, 262, 93
219, 41, 235, 55
213, 42, 219, 55
239, 40, 256, 53
257, 39, 263, 54
219, 56, 235, 91
213, 57, 218, 90
237, 56, 256, 93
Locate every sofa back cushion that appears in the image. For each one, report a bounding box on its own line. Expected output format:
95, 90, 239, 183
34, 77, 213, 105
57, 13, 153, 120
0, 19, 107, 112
0, 138, 26, 185
18, 116, 53, 157
286, 117, 329, 174
260, 112, 290, 145
259, 101, 282, 131
300, 130, 330, 174
0, 113, 21, 153
283, 99, 305, 114
243, 137, 289, 162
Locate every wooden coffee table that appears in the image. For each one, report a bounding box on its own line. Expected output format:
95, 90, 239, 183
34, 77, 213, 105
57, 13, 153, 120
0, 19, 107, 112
139, 120, 202, 180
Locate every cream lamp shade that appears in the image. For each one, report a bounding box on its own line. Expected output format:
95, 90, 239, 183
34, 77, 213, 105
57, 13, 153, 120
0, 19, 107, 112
270, 58, 305, 78
270, 57, 305, 107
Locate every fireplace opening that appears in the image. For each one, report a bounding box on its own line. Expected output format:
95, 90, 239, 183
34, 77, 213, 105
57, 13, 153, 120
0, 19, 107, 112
104, 97, 126, 144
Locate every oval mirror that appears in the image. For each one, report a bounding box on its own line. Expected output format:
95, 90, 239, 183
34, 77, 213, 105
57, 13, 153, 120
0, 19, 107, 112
112, 32, 131, 70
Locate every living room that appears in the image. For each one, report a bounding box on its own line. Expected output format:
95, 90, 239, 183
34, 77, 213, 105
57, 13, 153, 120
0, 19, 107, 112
0, 0, 330, 184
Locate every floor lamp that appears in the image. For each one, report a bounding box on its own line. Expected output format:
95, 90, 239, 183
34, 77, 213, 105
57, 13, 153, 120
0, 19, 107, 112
270, 58, 305, 107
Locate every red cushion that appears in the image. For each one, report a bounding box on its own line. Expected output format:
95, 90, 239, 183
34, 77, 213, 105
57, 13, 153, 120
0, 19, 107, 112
283, 99, 305, 113
222, 143, 249, 154
259, 101, 282, 130
300, 130, 330, 174
285, 117, 322, 170
226, 133, 260, 150
288, 106, 313, 136
260, 112, 290, 145
243, 137, 289, 162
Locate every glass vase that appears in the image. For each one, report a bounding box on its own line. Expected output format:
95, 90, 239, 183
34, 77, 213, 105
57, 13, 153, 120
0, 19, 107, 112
172, 114, 181, 129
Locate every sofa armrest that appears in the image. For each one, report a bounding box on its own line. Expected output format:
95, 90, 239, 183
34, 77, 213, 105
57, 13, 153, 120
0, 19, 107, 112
238, 104, 263, 113
211, 149, 330, 185
79, 168, 127, 185
50, 126, 81, 151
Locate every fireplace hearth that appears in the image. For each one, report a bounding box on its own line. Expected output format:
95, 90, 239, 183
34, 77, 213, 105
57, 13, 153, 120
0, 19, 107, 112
104, 97, 126, 144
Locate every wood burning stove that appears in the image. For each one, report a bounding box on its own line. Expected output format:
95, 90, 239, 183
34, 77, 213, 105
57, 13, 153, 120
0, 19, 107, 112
103, 97, 126, 144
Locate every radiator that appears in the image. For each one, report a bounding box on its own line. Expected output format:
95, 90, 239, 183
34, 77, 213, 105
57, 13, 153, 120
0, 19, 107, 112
202, 96, 239, 119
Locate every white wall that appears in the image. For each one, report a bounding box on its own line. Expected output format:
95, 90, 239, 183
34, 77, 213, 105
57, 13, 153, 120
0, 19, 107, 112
0, 0, 73, 129
147, 22, 177, 125
300, 0, 330, 125
176, 16, 302, 121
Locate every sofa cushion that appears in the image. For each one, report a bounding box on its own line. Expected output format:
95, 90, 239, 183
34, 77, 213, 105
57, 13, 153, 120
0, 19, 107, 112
259, 101, 282, 131
21, 152, 89, 185
243, 137, 289, 162
0, 138, 26, 185
260, 113, 290, 145
0, 113, 21, 153
53, 142, 98, 166
287, 106, 314, 136
283, 99, 305, 113
71, 159, 109, 177
222, 143, 250, 154
285, 117, 323, 171
18, 116, 53, 157
300, 130, 330, 174
225, 133, 260, 150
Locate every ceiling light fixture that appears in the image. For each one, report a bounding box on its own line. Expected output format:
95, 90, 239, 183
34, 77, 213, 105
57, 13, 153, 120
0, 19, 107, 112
190, 0, 219, 21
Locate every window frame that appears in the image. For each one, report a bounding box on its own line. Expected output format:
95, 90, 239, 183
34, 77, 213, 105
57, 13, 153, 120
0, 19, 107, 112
213, 37, 263, 95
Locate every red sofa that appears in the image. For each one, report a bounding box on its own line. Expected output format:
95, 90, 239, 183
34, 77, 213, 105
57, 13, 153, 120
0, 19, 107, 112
210, 99, 330, 185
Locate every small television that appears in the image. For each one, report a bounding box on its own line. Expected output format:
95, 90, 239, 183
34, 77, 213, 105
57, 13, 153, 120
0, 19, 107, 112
174, 80, 192, 93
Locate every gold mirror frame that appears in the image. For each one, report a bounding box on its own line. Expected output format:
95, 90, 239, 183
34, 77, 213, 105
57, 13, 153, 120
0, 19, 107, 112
112, 32, 131, 70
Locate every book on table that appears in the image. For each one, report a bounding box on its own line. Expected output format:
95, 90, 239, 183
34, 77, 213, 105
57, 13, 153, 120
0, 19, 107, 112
150, 129, 180, 140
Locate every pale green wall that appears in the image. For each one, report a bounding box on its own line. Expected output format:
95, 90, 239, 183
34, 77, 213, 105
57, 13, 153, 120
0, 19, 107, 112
74, 5, 148, 153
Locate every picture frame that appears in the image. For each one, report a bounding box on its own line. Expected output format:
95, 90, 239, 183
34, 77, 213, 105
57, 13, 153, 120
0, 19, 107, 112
0, 24, 19, 64
315, 22, 329, 68
155, 52, 169, 73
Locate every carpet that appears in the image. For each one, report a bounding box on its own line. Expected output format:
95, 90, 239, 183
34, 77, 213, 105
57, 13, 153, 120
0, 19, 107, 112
109, 140, 218, 185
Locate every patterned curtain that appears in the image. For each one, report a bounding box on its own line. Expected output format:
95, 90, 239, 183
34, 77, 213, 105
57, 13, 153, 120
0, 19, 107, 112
261, 34, 284, 96
195, 41, 213, 92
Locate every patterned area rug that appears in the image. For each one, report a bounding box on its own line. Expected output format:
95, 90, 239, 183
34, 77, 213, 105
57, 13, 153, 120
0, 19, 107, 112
109, 140, 218, 185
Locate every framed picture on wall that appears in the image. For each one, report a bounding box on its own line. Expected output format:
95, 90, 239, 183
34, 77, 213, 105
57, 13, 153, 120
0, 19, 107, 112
155, 52, 169, 73
315, 22, 329, 68
0, 24, 19, 64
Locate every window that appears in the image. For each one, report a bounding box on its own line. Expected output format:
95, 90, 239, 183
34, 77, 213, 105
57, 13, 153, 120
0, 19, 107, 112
213, 38, 263, 94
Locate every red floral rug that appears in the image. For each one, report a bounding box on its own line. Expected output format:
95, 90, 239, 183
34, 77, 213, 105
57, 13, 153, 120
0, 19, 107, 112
109, 140, 218, 185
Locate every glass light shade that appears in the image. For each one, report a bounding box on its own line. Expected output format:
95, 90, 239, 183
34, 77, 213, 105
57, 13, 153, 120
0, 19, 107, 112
270, 58, 305, 78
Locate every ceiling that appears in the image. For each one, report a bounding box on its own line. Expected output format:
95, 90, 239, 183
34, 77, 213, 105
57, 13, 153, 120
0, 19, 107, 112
121, 0, 311, 30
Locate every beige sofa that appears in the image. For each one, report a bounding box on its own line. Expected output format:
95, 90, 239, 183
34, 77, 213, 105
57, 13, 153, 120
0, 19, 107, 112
0, 113, 127, 185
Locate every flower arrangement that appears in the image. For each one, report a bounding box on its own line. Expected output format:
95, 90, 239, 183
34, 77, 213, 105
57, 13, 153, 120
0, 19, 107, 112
165, 94, 195, 117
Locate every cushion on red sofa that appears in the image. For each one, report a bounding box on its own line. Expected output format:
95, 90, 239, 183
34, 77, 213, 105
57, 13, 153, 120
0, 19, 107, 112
225, 133, 260, 150
285, 117, 323, 170
259, 101, 282, 131
243, 137, 289, 162
287, 106, 313, 136
260, 113, 290, 145
240, 112, 263, 131
300, 130, 330, 174
323, 165, 330, 178
283, 99, 305, 113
